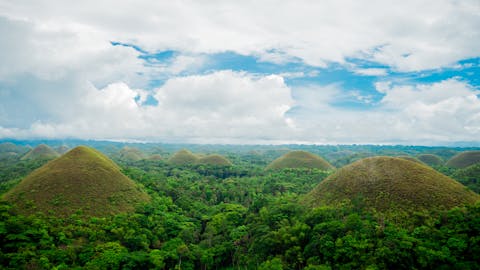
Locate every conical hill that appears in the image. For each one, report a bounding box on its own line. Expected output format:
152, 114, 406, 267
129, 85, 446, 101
20, 144, 60, 161
4, 146, 149, 217
303, 157, 479, 212
169, 149, 198, 165
417, 154, 444, 166
266, 150, 334, 170
446, 151, 480, 169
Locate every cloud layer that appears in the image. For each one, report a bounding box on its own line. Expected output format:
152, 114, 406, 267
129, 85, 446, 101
0, 1, 479, 144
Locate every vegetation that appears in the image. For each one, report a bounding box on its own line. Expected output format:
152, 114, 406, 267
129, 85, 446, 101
118, 147, 145, 162
446, 151, 480, 168
55, 145, 70, 154
1, 142, 480, 269
397, 155, 424, 164
4, 146, 150, 217
417, 154, 444, 166
147, 154, 163, 161
20, 144, 59, 161
266, 150, 334, 170
196, 154, 232, 166
452, 163, 480, 193
168, 149, 199, 165
303, 157, 479, 213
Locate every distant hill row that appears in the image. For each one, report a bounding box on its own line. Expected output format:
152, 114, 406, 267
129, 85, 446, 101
2, 143, 480, 219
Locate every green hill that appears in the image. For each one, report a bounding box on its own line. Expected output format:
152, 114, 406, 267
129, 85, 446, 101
55, 145, 70, 154
452, 163, 480, 193
4, 146, 150, 217
397, 155, 424, 164
416, 154, 444, 166
303, 156, 479, 213
147, 154, 163, 161
118, 146, 145, 161
196, 154, 232, 166
446, 151, 480, 169
0, 142, 28, 154
169, 149, 198, 165
266, 150, 334, 170
20, 144, 60, 161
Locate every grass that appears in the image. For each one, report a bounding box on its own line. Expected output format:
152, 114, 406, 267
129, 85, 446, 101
452, 163, 480, 193
416, 154, 444, 166
196, 154, 232, 166
168, 149, 198, 165
397, 155, 424, 164
118, 147, 145, 161
266, 150, 334, 170
147, 154, 163, 161
20, 144, 60, 161
446, 151, 480, 169
3, 146, 150, 217
303, 156, 479, 213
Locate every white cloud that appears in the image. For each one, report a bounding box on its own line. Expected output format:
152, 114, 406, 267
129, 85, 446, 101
1, 0, 478, 72
0, 71, 295, 143
286, 79, 480, 144
353, 68, 388, 76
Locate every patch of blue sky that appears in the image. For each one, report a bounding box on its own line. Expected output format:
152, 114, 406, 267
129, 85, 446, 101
113, 42, 478, 109
393, 57, 480, 87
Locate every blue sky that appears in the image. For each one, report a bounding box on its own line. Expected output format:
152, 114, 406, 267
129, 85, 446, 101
0, 0, 479, 144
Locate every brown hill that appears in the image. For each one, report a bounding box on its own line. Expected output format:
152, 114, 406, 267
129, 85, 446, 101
4, 146, 149, 217
303, 157, 479, 213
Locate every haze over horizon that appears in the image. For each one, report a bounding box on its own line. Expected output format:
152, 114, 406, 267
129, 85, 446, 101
1, 1, 479, 145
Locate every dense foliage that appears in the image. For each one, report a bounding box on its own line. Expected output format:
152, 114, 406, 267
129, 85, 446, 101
1, 143, 480, 269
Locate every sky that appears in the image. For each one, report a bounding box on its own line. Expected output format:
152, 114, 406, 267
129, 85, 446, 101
0, 0, 479, 145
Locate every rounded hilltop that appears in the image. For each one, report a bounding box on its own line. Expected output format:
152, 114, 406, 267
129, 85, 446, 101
416, 154, 444, 166
303, 156, 479, 213
118, 146, 145, 161
168, 149, 198, 165
446, 151, 480, 169
196, 154, 232, 166
20, 144, 60, 161
266, 150, 334, 170
4, 146, 150, 217
396, 155, 424, 164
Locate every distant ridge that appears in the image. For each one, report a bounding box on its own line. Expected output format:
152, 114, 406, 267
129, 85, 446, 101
303, 156, 479, 212
266, 150, 334, 170
4, 146, 150, 217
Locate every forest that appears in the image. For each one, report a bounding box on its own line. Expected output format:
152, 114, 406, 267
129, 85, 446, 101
0, 141, 480, 269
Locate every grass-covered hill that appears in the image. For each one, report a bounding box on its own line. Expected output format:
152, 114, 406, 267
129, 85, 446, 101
397, 155, 424, 164
303, 156, 479, 213
147, 154, 163, 161
118, 146, 145, 161
55, 145, 70, 154
196, 154, 233, 166
3, 146, 150, 217
20, 144, 60, 161
169, 149, 199, 165
416, 154, 444, 166
266, 150, 334, 170
452, 163, 480, 194
446, 151, 480, 169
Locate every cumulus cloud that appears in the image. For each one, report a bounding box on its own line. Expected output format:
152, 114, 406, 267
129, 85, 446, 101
0, 1, 479, 144
290, 79, 480, 144
0, 71, 295, 143
1, 0, 478, 71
